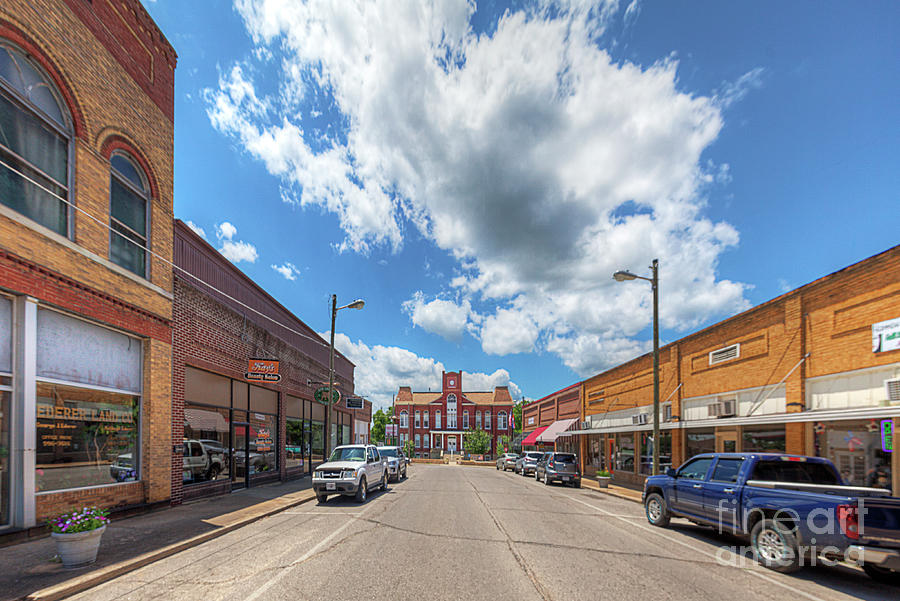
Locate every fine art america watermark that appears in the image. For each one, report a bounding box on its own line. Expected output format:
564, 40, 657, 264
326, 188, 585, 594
711, 498, 868, 568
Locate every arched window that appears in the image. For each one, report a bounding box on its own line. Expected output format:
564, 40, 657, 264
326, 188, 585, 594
498, 411, 508, 430
446, 394, 457, 429
0, 42, 71, 236
399, 410, 408, 429
475, 411, 481, 429
484, 410, 491, 429
462, 411, 469, 429
414, 410, 420, 428
109, 152, 150, 276
435, 410, 441, 429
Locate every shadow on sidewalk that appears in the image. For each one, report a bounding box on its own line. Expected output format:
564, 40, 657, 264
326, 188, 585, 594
2, 477, 312, 601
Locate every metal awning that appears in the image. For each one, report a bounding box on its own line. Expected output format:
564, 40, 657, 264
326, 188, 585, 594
521, 426, 549, 446
184, 407, 229, 432
536, 418, 578, 443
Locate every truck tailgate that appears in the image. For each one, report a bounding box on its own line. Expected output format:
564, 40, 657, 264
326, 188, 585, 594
861, 497, 900, 547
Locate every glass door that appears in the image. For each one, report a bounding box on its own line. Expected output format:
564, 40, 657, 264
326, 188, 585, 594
231, 421, 250, 490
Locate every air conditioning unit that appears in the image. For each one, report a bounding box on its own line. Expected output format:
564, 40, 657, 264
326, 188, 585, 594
581, 420, 591, 430
707, 399, 736, 418
632, 413, 649, 425
886, 378, 900, 403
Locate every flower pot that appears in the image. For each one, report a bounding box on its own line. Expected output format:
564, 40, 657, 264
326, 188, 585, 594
596, 476, 611, 488
52, 525, 106, 568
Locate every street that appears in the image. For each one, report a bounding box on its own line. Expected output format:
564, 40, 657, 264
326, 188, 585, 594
73, 465, 894, 601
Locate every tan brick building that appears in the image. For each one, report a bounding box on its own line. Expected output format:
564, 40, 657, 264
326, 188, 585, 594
570, 246, 900, 493
0, 0, 175, 530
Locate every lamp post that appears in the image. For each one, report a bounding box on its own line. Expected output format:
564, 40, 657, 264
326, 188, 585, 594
613, 259, 660, 476
324, 295, 364, 459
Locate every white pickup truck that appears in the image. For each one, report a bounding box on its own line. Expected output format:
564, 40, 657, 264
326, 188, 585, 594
313, 444, 388, 503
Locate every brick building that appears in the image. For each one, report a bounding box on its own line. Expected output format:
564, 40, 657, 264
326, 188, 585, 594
520, 383, 581, 453
173, 220, 370, 502
569, 246, 900, 492
394, 371, 514, 457
0, 0, 176, 530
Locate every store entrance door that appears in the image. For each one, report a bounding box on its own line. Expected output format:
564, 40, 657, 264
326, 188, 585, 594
717, 430, 738, 453
232, 422, 250, 490
447, 437, 457, 455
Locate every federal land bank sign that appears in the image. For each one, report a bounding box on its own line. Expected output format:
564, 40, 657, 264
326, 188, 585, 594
872, 316, 900, 353
246, 358, 281, 382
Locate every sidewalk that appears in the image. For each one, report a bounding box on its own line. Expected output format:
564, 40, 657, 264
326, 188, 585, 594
581, 478, 644, 503
3, 477, 316, 601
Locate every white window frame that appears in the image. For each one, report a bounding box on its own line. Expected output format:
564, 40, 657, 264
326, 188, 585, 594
475, 411, 481, 430
414, 434, 420, 448
399, 410, 408, 429
498, 411, 507, 430
463, 411, 469, 429
424, 411, 429, 428
414, 410, 420, 429
435, 411, 441, 429
485, 410, 491, 430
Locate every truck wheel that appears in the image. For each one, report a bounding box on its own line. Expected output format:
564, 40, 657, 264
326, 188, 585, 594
543, 472, 550, 485
316, 493, 328, 504
751, 518, 801, 573
402, 467, 407, 479
863, 564, 900, 585
381, 471, 388, 491
644, 493, 670, 527
355, 476, 367, 503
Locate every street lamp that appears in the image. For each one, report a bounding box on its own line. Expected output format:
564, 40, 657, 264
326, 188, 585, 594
613, 259, 660, 476
325, 295, 365, 459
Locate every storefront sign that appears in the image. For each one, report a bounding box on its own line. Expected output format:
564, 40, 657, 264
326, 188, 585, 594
882, 420, 894, 453
872, 317, 900, 353
346, 396, 364, 409
314, 386, 341, 404
246, 358, 281, 382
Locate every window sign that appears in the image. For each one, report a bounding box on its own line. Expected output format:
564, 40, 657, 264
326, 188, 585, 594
883, 420, 894, 453
872, 316, 900, 353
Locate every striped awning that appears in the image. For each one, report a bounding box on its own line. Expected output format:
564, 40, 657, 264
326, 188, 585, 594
536, 418, 578, 442
521, 426, 549, 446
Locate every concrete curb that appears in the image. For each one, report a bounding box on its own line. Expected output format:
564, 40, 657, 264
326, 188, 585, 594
581, 479, 642, 504
24, 489, 317, 601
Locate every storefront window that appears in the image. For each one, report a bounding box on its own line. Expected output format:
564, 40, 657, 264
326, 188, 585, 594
35, 382, 139, 492
640, 431, 673, 474
286, 418, 304, 470
183, 404, 230, 484
248, 412, 277, 476
743, 427, 786, 453
814, 420, 892, 493
310, 420, 325, 465
587, 435, 602, 474
686, 428, 715, 459
615, 433, 635, 472
1, 380, 10, 526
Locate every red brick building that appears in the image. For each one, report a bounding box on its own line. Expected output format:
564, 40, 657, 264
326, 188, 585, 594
172, 220, 370, 502
395, 371, 514, 457
1, 0, 175, 531
520, 383, 582, 452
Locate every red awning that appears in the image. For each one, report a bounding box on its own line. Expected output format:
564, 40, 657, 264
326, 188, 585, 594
234, 425, 258, 437
521, 426, 549, 446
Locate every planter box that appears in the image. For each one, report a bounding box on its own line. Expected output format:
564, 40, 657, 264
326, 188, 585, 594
51, 525, 106, 568
596, 476, 611, 488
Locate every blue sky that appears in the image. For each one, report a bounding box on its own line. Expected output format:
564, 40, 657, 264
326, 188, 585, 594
143, 0, 900, 410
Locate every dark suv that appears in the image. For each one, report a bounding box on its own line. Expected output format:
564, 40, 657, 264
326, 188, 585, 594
535, 452, 581, 487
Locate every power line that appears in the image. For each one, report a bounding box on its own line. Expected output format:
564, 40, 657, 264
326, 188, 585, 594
0, 158, 336, 352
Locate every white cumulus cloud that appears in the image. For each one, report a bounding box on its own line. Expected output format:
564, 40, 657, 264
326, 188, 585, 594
271, 262, 300, 280
216, 221, 258, 263
184, 220, 207, 239
212, 1, 752, 375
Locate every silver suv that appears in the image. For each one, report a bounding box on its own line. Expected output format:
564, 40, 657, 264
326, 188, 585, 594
496, 452, 519, 471
377, 446, 408, 482
313, 444, 388, 503
515, 451, 543, 476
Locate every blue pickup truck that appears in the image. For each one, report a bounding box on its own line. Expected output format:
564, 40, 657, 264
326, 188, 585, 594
642, 453, 900, 582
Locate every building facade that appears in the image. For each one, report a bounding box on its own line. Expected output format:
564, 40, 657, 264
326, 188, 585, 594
570, 246, 900, 492
172, 221, 369, 502
395, 371, 514, 457
521, 383, 581, 453
1, 0, 176, 530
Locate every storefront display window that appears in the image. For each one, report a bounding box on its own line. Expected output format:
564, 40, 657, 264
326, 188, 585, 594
248, 412, 277, 476
814, 420, 892, 493
686, 428, 715, 459
286, 418, 304, 470
35, 382, 139, 492
640, 431, 672, 474
615, 433, 634, 472
183, 403, 230, 484
742, 427, 786, 453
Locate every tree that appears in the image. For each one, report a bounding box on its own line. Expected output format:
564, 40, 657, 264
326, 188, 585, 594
464, 428, 491, 455
402, 438, 415, 459
370, 407, 394, 444
512, 399, 526, 435
495, 435, 510, 456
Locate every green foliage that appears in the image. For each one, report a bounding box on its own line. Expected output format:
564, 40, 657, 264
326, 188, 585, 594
512, 400, 525, 434
402, 438, 415, 458
495, 435, 509, 456
47, 506, 109, 534
370, 407, 394, 444
597, 469, 612, 478
464, 428, 491, 455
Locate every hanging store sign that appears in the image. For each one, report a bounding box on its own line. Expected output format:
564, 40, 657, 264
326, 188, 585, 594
314, 386, 341, 405
246, 358, 281, 382
872, 317, 900, 353
882, 420, 893, 453
346, 396, 364, 409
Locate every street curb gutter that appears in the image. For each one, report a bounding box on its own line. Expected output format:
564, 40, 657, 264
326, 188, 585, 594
24, 490, 317, 601
581, 479, 642, 504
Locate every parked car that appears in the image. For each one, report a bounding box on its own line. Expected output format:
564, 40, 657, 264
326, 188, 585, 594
312, 444, 388, 503
377, 445, 408, 482
182, 439, 226, 482
109, 452, 137, 482
643, 453, 900, 581
496, 452, 519, 471
515, 451, 544, 476
535, 452, 581, 487
234, 443, 276, 477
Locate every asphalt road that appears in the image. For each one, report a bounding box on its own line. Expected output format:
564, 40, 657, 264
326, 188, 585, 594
72, 465, 896, 601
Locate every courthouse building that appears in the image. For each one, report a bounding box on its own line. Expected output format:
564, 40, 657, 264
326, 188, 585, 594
395, 371, 515, 457
569, 246, 900, 493
0, 0, 176, 530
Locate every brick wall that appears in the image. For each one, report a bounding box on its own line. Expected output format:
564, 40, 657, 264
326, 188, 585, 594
36, 482, 145, 520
